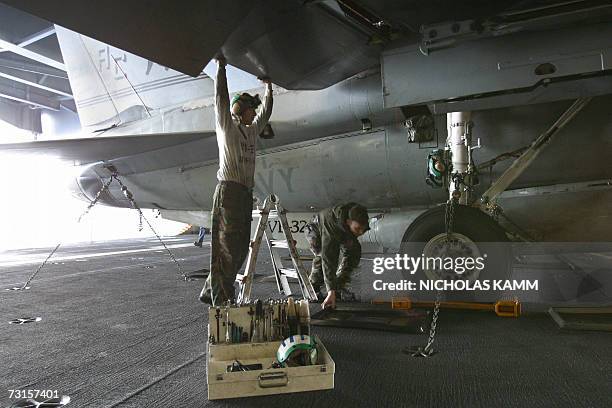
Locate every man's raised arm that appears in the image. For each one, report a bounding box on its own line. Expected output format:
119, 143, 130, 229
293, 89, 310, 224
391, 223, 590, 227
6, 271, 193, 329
253, 79, 273, 135
214, 56, 232, 131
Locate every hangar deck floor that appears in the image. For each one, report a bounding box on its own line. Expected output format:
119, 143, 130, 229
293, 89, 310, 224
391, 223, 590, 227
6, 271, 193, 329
1, 236, 611, 408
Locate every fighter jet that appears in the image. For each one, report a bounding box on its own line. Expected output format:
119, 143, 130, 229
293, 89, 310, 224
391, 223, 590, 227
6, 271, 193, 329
1, 0, 611, 261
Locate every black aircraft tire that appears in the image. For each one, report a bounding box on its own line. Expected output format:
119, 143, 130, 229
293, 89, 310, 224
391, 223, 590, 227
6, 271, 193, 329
399, 205, 510, 302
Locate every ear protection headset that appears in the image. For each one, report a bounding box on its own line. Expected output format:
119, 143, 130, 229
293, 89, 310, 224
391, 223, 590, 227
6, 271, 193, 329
231, 93, 261, 114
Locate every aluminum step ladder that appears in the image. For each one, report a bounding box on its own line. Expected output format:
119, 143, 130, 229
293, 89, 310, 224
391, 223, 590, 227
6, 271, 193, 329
236, 194, 318, 305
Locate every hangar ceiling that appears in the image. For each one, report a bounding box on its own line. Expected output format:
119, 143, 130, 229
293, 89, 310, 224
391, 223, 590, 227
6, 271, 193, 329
0, 3, 73, 134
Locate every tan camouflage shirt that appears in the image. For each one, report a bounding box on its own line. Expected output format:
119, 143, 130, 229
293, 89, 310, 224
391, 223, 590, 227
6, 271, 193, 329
214, 63, 273, 189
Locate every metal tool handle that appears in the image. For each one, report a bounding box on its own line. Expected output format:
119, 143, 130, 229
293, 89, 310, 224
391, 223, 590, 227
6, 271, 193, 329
257, 372, 288, 388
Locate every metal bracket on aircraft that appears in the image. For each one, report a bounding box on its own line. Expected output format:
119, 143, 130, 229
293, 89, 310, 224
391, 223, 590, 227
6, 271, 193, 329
102, 163, 119, 176
477, 97, 592, 211
419, 1, 612, 55
419, 19, 490, 56
472, 97, 591, 241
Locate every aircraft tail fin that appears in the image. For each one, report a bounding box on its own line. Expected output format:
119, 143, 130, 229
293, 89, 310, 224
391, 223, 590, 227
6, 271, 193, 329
55, 26, 213, 131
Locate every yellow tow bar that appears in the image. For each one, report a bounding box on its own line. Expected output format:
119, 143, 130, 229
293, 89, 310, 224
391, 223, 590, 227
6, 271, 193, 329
372, 297, 521, 317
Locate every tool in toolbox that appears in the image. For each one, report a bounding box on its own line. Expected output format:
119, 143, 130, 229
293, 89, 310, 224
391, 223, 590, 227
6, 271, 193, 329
206, 298, 335, 400
208, 298, 312, 346
209, 298, 319, 372
206, 195, 335, 400
236, 194, 318, 304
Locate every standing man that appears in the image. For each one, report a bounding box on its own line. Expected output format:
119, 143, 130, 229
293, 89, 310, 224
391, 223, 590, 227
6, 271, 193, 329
305, 203, 370, 309
200, 56, 273, 305
194, 226, 208, 247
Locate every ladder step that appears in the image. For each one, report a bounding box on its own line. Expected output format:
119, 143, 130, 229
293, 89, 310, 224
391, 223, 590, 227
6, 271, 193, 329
238, 195, 318, 304
252, 209, 280, 218
279, 268, 298, 278
269, 239, 289, 248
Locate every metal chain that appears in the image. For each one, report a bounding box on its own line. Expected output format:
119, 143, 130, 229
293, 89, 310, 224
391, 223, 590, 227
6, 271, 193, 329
77, 176, 114, 223
445, 196, 456, 237
17, 243, 61, 290
10, 172, 184, 291
421, 198, 458, 355
406, 199, 456, 357
9, 177, 117, 291
112, 175, 184, 276
421, 291, 442, 355
404, 290, 441, 357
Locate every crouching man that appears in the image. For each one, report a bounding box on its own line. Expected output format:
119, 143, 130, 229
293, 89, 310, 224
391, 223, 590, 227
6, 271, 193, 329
305, 203, 369, 309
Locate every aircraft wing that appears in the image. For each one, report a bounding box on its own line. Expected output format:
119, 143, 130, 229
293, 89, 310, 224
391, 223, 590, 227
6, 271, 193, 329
0, 0, 531, 90
0, 132, 208, 164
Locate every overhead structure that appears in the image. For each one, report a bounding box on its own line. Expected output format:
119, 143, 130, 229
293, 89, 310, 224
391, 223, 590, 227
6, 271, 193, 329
0, 37, 65, 71
0, 2, 73, 134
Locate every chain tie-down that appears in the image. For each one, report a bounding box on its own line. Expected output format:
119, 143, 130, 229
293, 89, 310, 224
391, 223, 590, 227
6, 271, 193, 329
403, 198, 456, 357
7, 172, 183, 292
112, 174, 183, 276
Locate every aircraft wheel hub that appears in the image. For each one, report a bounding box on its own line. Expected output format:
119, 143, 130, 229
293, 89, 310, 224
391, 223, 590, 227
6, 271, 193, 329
422, 233, 483, 281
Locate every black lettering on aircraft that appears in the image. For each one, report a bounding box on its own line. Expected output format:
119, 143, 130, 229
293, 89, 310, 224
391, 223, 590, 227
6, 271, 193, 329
290, 220, 307, 233
278, 168, 295, 193
254, 166, 296, 196
256, 169, 274, 194
266, 220, 307, 234
268, 220, 282, 233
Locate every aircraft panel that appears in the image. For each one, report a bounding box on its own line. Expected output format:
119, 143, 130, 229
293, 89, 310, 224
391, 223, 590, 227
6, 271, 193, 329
318, 130, 396, 208
0, 0, 254, 77
1, 0, 381, 90
382, 23, 612, 108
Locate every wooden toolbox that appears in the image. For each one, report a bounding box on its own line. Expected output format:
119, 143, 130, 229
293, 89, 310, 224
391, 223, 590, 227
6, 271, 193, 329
206, 299, 335, 400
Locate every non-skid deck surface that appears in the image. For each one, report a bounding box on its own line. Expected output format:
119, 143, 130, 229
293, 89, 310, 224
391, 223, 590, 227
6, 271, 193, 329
1, 237, 611, 407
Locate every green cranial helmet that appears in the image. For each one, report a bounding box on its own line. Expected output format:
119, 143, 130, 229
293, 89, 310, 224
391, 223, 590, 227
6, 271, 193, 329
231, 93, 261, 110
276, 335, 318, 367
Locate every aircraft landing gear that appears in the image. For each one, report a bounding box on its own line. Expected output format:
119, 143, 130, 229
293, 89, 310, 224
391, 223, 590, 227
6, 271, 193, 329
399, 204, 510, 302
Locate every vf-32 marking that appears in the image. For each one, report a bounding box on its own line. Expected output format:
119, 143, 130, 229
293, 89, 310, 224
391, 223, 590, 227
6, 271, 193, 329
268, 219, 308, 234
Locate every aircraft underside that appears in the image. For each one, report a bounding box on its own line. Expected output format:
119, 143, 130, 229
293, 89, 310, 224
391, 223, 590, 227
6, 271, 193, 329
69, 94, 612, 247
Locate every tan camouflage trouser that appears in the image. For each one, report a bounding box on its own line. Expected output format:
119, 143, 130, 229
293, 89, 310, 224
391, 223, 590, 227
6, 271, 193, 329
200, 181, 252, 306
